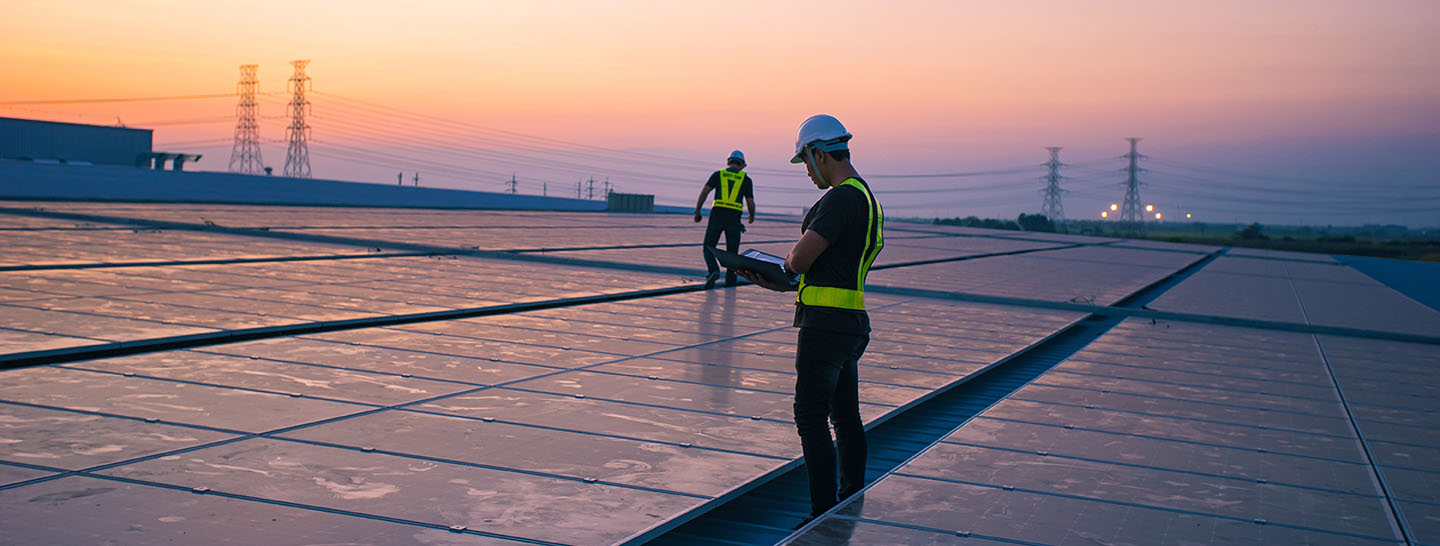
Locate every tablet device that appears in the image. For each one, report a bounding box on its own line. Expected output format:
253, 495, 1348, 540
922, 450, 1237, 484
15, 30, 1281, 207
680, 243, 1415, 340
708, 247, 799, 287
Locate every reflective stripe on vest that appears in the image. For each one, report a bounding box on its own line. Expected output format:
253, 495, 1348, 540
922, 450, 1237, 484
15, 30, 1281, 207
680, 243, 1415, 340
713, 170, 746, 211
797, 178, 884, 311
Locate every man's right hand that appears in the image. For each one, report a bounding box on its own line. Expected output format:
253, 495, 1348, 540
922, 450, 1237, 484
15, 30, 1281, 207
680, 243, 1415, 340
693, 212, 703, 223
736, 268, 793, 292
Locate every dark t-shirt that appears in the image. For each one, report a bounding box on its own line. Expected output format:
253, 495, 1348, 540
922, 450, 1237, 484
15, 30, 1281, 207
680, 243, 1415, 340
704, 168, 754, 224
794, 178, 879, 334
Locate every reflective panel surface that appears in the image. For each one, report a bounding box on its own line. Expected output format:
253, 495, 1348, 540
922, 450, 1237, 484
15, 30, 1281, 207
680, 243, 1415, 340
6, 202, 1431, 546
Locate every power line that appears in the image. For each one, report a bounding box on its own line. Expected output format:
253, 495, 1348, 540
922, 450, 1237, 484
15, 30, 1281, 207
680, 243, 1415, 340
865, 166, 1038, 179
0, 93, 234, 105
1143, 168, 1440, 203
314, 91, 726, 172
1144, 164, 1435, 195
154, 137, 234, 148
307, 92, 1044, 183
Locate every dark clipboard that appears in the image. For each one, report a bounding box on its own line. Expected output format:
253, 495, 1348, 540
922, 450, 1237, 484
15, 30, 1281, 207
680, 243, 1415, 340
707, 247, 799, 287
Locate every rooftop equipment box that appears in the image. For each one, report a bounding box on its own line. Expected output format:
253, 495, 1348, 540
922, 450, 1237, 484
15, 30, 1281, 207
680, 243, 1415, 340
607, 192, 654, 213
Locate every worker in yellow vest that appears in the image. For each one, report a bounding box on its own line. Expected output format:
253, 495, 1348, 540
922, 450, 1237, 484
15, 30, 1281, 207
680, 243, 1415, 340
694, 149, 756, 288
737, 114, 883, 522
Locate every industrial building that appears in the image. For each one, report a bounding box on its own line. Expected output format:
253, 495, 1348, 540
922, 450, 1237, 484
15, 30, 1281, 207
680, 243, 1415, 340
0, 116, 211, 171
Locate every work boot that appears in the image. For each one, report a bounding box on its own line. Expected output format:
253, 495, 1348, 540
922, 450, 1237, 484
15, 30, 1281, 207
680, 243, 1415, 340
704, 271, 720, 289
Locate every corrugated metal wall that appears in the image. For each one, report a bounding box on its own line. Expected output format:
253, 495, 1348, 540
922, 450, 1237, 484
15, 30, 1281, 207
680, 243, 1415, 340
0, 160, 616, 210
0, 117, 153, 167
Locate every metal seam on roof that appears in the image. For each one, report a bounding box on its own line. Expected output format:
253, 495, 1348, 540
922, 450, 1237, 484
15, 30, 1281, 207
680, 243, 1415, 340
1045, 368, 1347, 403
505, 238, 797, 253
937, 440, 1384, 498
394, 407, 791, 461
73, 472, 571, 546
0, 251, 434, 272
867, 285, 1440, 345
884, 472, 1400, 543
494, 386, 795, 425
0, 205, 1127, 280
186, 348, 499, 386
1026, 380, 1354, 420
1306, 332, 1416, 543
1006, 396, 1358, 439
581, 367, 928, 397
268, 435, 715, 499
1061, 354, 1340, 386
974, 415, 1372, 465
55, 365, 386, 408
827, 514, 1052, 546
0, 283, 702, 369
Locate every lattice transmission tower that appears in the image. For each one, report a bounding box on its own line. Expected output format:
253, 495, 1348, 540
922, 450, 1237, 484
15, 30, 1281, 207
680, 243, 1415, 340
283, 60, 312, 178
227, 64, 265, 174
1119, 137, 1146, 233
1040, 146, 1065, 224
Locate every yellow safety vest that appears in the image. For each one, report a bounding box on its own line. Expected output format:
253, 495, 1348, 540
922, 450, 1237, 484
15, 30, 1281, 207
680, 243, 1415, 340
713, 169, 746, 211
797, 178, 884, 311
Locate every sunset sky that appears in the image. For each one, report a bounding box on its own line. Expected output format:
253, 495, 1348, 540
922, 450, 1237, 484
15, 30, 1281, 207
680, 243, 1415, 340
3, 1, 1438, 226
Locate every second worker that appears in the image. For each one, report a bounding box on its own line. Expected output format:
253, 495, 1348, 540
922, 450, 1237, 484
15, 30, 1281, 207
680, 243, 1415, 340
694, 149, 757, 288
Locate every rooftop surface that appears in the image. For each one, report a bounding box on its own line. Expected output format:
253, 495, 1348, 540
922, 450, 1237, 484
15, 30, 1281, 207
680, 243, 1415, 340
0, 201, 1435, 545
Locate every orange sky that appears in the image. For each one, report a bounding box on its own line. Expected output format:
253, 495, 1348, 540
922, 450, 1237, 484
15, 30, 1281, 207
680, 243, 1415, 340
3, 1, 1438, 224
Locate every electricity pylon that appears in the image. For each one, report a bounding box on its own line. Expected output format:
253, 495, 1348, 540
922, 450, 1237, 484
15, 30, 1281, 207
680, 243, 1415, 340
1119, 138, 1145, 233
1041, 147, 1065, 224
282, 60, 312, 178
227, 64, 264, 174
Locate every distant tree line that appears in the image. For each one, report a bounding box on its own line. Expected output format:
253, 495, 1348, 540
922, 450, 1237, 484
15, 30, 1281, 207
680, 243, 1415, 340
924, 216, 1436, 260
934, 213, 1057, 233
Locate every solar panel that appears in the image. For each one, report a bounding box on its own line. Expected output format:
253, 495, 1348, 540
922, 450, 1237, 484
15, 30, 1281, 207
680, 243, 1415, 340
787, 319, 1418, 545
1148, 255, 1440, 335
3, 201, 1433, 545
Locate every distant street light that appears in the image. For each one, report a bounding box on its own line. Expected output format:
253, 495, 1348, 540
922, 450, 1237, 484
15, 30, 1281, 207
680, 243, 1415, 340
1186, 213, 1192, 219
1145, 204, 1154, 212
1101, 211, 1109, 218
1110, 204, 1118, 211
1155, 212, 1162, 220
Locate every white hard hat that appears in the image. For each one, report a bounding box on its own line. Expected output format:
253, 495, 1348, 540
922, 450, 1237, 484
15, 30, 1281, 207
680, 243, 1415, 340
790, 114, 852, 163
727, 150, 746, 165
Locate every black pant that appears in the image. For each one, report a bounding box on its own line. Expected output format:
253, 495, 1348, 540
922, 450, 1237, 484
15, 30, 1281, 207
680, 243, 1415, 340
702, 215, 741, 285
794, 327, 869, 516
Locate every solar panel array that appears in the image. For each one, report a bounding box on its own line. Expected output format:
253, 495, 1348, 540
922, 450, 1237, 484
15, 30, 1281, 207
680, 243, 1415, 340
1, 200, 1435, 545
789, 251, 1439, 545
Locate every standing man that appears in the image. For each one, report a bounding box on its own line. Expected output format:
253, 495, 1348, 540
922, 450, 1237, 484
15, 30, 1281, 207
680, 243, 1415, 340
694, 150, 757, 288
737, 115, 884, 521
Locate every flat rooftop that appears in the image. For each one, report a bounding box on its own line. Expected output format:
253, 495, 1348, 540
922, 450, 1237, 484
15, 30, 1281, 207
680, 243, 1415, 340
0, 201, 1435, 545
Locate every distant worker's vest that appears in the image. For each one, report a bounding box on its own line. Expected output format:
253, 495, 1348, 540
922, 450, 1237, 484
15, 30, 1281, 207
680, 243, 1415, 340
713, 170, 746, 211
797, 178, 884, 311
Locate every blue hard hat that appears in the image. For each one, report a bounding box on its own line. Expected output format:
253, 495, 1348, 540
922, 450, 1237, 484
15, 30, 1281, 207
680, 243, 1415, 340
727, 150, 746, 165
